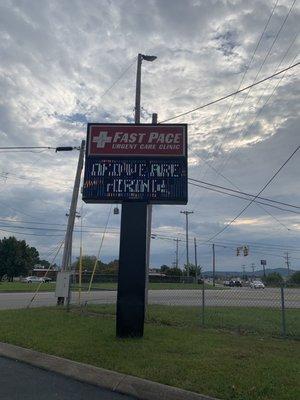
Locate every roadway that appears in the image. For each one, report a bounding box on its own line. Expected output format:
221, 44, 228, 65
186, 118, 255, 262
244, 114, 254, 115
0, 356, 135, 400
0, 287, 299, 309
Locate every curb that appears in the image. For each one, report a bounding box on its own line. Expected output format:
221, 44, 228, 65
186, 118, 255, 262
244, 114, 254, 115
0, 342, 219, 400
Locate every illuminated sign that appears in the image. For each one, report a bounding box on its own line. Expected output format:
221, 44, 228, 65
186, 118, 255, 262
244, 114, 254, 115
83, 123, 187, 204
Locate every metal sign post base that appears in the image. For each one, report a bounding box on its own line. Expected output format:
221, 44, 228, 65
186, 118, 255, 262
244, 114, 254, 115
116, 202, 149, 338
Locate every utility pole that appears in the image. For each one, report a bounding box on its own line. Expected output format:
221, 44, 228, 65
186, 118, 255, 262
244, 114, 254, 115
284, 252, 291, 275
194, 237, 198, 282
251, 263, 255, 279
56, 140, 85, 306
174, 238, 180, 269
242, 264, 246, 280
180, 210, 193, 278
212, 243, 216, 287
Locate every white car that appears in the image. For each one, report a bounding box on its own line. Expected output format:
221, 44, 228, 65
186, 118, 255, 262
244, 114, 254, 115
24, 276, 51, 283
250, 280, 265, 289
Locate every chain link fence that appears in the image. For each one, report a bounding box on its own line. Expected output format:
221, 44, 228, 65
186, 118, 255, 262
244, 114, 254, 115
70, 274, 300, 339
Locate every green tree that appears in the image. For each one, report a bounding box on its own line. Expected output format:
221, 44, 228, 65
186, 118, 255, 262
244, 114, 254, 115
72, 255, 98, 271
39, 259, 50, 268
164, 267, 182, 276
101, 259, 119, 274
160, 265, 169, 274
262, 272, 284, 286
183, 264, 201, 277
289, 271, 300, 285
0, 236, 39, 281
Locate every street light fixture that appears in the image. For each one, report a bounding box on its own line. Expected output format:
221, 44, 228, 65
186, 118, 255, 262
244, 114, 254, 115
135, 53, 157, 124
141, 55, 157, 62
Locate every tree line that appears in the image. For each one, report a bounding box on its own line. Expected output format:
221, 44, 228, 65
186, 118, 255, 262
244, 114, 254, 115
0, 236, 48, 281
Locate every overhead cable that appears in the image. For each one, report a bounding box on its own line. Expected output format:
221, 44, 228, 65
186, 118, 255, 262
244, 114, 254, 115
203, 145, 300, 242
159, 62, 299, 123
188, 178, 300, 210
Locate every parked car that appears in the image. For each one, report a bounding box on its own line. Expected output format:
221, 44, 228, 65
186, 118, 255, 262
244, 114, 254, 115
39, 277, 52, 283
23, 276, 51, 283
250, 280, 265, 289
232, 280, 242, 287
225, 280, 242, 287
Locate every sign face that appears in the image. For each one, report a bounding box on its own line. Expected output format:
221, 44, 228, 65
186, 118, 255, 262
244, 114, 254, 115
83, 123, 187, 204
261, 260, 267, 265
88, 124, 186, 157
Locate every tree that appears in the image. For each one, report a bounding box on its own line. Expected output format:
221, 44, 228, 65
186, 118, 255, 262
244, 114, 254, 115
289, 271, 300, 285
72, 256, 118, 274
101, 259, 119, 274
0, 237, 40, 281
72, 255, 98, 271
262, 272, 283, 286
183, 263, 201, 278
164, 267, 182, 276
39, 259, 50, 268
159, 265, 169, 273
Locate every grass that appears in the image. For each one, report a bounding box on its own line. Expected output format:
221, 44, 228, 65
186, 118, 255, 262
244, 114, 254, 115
83, 304, 300, 339
0, 282, 56, 292
0, 306, 299, 400
77, 282, 223, 290
0, 281, 222, 292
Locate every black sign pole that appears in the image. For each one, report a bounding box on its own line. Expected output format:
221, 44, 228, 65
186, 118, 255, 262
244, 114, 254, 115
116, 202, 148, 337
116, 54, 152, 337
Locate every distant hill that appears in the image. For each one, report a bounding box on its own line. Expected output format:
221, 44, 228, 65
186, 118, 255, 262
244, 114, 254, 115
203, 268, 295, 278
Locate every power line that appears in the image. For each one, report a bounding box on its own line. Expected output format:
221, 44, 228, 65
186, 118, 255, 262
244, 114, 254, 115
87, 205, 113, 293
0, 227, 64, 237
222, 0, 296, 131
188, 178, 300, 210
219, 39, 299, 173
0, 146, 55, 150
188, 146, 294, 231
208, 0, 280, 166
100, 57, 137, 99
0, 223, 121, 235
188, 182, 300, 216
0, 217, 120, 229
203, 145, 300, 242
0, 200, 40, 220
159, 62, 299, 123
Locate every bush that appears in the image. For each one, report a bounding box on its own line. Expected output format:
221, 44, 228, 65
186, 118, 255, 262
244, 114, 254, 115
262, 272, 283, 286
289, 271, 300, 285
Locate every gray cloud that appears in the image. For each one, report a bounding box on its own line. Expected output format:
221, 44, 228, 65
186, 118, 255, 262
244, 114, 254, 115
0, 0, 299, 271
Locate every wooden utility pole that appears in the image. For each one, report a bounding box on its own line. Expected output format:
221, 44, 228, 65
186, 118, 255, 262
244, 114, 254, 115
212, 244, 216, 287
194, 237, 198, 282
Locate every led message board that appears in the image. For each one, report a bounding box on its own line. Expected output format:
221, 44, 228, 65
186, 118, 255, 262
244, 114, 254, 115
82, 123, 187, 204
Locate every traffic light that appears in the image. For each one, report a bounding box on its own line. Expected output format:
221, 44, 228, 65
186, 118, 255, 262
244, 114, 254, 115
243, 246, 249, 256
236, 248, 240, 256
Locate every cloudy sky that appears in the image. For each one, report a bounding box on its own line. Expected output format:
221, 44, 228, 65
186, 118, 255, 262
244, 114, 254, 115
0, 0, 299, 273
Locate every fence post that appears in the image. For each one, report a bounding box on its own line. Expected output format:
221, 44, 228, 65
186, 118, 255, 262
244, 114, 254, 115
201, 280, 205, 326
280, 285, 286, 338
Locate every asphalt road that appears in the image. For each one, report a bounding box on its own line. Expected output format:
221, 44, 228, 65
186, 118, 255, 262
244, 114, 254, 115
0, 356, 135, 400
0, 287, 299, 309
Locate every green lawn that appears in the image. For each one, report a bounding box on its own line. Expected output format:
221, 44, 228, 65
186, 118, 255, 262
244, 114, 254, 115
0, 282, 56, 292
77, 282, 223, 290
0, 281, 222, 292
82, 304, 300, 339
0, 307, 299, 400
